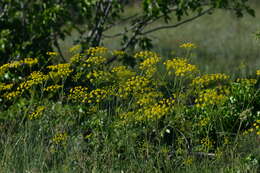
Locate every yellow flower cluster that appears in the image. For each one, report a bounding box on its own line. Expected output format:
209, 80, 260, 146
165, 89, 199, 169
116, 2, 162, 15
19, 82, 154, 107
52, 132, 68, 145
0, 83, 14, 91
139, 98, 175, 121
87, 88, 109, 103
183, 156, 194, 166
17, 71, 48, 92
0, 58, 38, 75
200, 137, 214, 150
236, 78, 257, 85
1, 61, 20, 69
28, 106, 46, 120
47, 52, 58, 56
86, 70, 112, 83
48, 63, 73, 79
3, 91, 21, 100
68, 86, 88, 102
139, 55, 160, 77
43, 85, 62, 92
198, 117, 210, 127
257, 70, 260, 76
0, 64, 10, 76
195, 88, 228, 108
134, 51, 159, 60
136, 91, 163, 106
85, 56, 106, 67
87, 46, 108, 56
112, 50, 126, 56
118, 97, 174, 122
69, 44, 81, 53
22, 58, 38, 66
179, 42, 197, 49
112, 66, 135, 80
244, 120, 260, 136
68, 87, 108, 103
164, 58, 198, 77
254, 120, 260, 135
118, 76, 151, 98
191, 73, 230, 88
139, 56, 160, 69
70, 53, 85, 63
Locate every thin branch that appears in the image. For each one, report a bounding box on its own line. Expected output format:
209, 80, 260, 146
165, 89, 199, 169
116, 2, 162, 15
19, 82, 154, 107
93, 0, 113, 45
103, 6, 179, 38
141, 7, 214, 35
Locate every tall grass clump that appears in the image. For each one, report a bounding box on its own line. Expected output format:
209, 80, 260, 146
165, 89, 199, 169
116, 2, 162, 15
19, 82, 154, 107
0, 44, 260, 172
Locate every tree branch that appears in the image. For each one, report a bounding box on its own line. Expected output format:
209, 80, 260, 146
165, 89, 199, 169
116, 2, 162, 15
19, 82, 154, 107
141, 7, 214, 35
103, 6, 179, 38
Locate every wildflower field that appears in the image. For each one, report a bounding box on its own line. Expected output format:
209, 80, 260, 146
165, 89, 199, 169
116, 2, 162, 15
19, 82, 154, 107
0, 44, 259, 172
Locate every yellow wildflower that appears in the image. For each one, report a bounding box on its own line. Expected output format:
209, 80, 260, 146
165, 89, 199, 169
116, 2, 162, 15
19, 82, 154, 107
236, 78, 257, 86
22, 58, 38, 66
195, 88, 228, 108
47, 52, 58, 56
200, 137, 214, 150
52, 132, 68, 145
47, 63, 73, 79
134, 51, 159, 60
180, 42, 197, 49
117, 76, 151, 98
0, 83, 14, 91
43, 85, 62, 92
70, 53, 85, 63
191, 73, 230, 88
139, 55, 160, 77
198, 117, 210, 127
3, 91, 21, 100
256, 70, 260, 76
138, 97, 175, 121
69, 44, 81, 53
164, 58, 198, 77
28, 106, 46, 120
17, 71, 48, 92
183, 156, 194, 166
86, 70, 112, 83
87, 46, 108, 56
112, 66, 135, 80
84, 88, 109, 103
85, 56, 106, 67
136, 91, 163, 106
112, 50, 126, 56
68, 86, 88, 102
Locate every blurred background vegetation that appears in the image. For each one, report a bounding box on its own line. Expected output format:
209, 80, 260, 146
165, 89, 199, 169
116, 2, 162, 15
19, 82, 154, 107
1, 0, 259, 77
58, 0, 260, 77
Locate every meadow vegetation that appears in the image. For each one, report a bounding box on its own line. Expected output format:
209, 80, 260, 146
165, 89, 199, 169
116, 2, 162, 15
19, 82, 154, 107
1, 0, 260, 172
0, 45, 259, 172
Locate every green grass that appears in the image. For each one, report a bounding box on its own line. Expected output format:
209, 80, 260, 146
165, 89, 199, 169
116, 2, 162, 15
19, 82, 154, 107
1, 107, 259, 172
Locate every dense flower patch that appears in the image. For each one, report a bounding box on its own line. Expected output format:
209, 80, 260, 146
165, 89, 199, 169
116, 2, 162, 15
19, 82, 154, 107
0, 44, 259, 167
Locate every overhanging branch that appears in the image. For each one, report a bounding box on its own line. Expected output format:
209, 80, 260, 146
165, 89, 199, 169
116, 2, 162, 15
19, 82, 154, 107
141, 7, 214, 35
